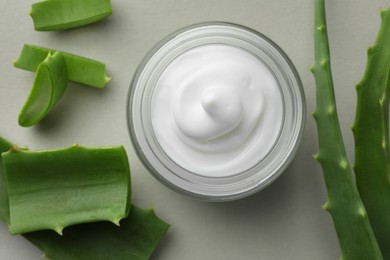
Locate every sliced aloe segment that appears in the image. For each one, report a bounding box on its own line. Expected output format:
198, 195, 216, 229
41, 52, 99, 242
2, 145, 131, 235
30, 0, 112, 31
0, 137, 169, 259
0, 137, 12, 224
14, 44, 110, 88
25, 205, 169, 260
18, 51, 68, 127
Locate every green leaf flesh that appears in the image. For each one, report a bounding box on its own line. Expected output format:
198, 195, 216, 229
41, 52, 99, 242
30, 0, 112, 31
24, 205, 170, 260
0, 137, 12, 224
0, 137, 169, 259
2, 145, 131, 235
14, 44, 110, 89
311, 0, 383, 259
18, 52, 68, 128
352, 7, 390, 258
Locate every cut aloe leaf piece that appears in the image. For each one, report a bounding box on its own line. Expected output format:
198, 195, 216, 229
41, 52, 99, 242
0, 137, 169, 259
30, 0, 112, 31
18, 51, 68, 127
24, 205, 170, 260
14, 44, 110, 89
2, 145, 131, 235
0, 137, 12, 224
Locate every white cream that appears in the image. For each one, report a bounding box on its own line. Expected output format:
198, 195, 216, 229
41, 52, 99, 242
151, 44, 284, 177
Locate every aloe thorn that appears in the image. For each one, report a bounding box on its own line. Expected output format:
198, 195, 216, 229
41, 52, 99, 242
353, 7, 390, 258
311, 0, 383, 259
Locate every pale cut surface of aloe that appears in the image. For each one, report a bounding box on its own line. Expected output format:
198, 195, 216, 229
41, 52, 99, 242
14, 44, 110, 89
2, 145, 131, 235
18, 51, 68, 127
352, 8, 390, 258
30, 0, 112, 31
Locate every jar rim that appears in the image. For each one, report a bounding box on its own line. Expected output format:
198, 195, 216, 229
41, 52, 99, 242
126, 22, 306, 201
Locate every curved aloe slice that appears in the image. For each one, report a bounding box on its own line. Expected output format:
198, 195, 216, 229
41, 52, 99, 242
14, 44, 110, 89
2, 145, 131, 235
25, 205, 169, 260
352, 7, 390, 258
30, 0, 112, 31
18, 51, 68, 127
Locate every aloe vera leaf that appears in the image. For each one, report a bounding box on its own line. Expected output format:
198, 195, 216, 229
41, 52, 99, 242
0, 137, 169, 259
352, 7, 390, 258
18, 51, 68, 127
30, 0, 112, 31
24, 205, 170, 260
311, 0, 383, 259
0, 137, 12, 224
2, 145, 131, 235
14, 44, 110, 89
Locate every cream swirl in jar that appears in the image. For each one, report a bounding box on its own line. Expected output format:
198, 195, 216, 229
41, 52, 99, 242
128, 23, 305, 201
151, 44, 283, 177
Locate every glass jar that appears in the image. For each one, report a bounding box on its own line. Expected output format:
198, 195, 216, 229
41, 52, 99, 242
127, 22, 305, 201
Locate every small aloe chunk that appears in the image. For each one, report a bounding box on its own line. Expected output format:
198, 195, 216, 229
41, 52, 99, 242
18, 51, 68, 127
2, 145, 131, 235
14, 44, 110, 89
30, 0, 112, 31
24, 205, 170, 260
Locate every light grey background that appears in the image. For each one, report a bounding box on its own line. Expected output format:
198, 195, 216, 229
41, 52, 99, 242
0, 0, 388, 259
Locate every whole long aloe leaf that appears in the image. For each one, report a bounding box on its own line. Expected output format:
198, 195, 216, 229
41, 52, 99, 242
311, 0, 382, 259
352, 7, 390, 258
